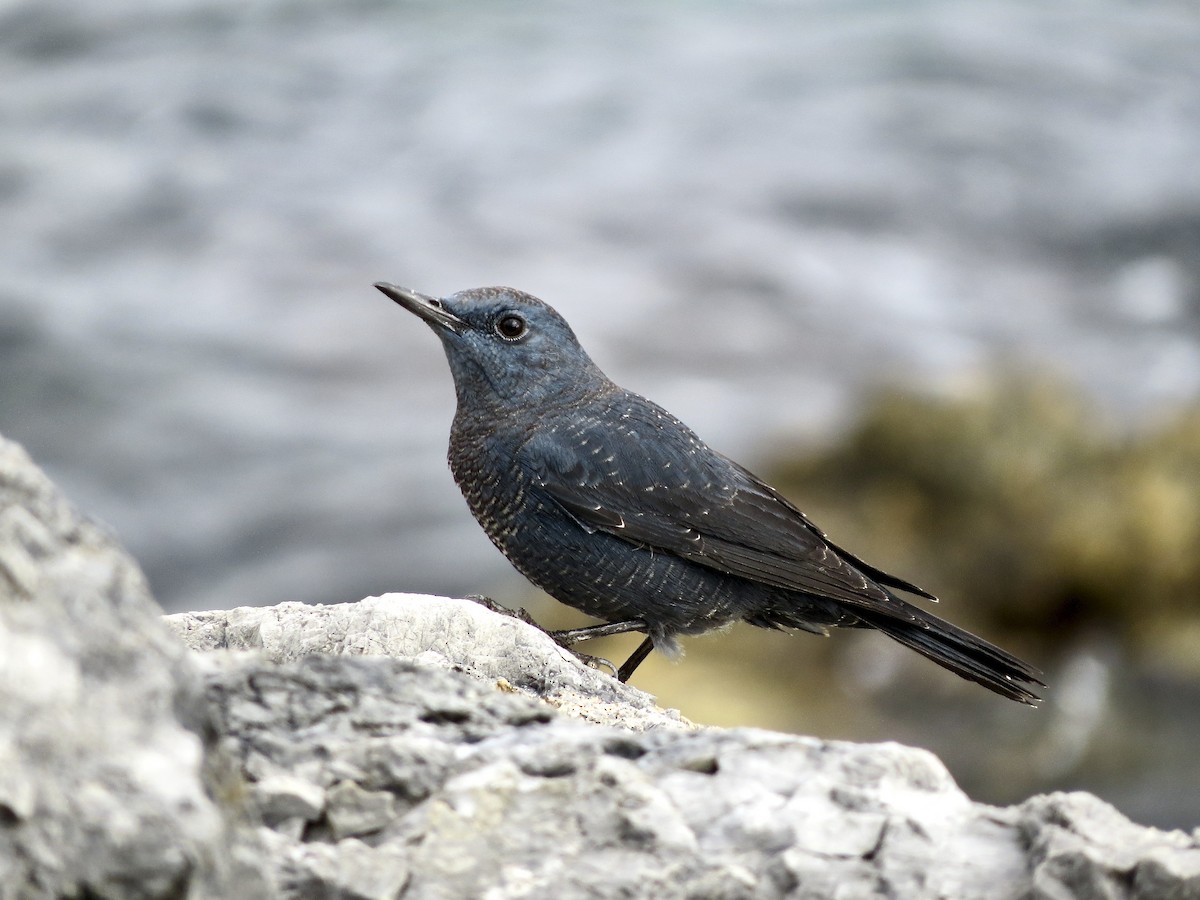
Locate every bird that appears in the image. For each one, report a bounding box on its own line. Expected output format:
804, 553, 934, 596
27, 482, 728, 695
375, 282, 1043, 704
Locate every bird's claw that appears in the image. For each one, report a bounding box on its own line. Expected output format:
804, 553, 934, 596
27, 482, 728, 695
544, 627, 618, 677
566, 650, 620, 678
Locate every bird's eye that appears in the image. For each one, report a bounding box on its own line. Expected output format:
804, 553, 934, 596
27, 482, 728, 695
495, 314, 527, 340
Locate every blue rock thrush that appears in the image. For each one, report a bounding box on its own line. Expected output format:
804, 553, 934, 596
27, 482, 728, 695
375, 283, 1042, 704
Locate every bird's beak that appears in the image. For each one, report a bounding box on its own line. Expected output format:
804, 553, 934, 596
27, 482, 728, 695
374, 283, 466, 334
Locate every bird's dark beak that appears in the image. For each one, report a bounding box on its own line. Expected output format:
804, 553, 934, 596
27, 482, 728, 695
374, 283, 466, 334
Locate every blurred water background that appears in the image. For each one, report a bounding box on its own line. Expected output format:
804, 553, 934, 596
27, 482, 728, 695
2, 1, 1199, 829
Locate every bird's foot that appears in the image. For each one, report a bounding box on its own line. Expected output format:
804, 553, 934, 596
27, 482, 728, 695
548, 622, 654, 682
564, 650, 620, 678
463, 603, 646, 681
463, 594, 540, 627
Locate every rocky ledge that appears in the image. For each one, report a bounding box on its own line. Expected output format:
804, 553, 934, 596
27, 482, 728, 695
2, 430, 1199, 899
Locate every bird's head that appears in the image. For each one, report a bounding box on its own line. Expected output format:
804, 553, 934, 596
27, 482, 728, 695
376, 283, 610, 409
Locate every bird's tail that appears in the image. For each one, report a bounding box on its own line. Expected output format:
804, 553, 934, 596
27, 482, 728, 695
851, 600, 1044, 705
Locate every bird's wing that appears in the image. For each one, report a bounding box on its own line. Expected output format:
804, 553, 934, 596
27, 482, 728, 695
517, 405, 932, 615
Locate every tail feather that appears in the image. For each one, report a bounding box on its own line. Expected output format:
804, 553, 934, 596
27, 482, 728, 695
855, 602, 1044, 705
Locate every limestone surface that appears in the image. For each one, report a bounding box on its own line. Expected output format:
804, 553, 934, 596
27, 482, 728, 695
0, 434, 266, 899
170, 599, 1200, 900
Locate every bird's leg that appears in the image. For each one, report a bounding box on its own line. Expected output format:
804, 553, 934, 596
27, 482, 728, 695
550, 619, 647, 645
616, 636, 655, 683
549, 619, 649, 680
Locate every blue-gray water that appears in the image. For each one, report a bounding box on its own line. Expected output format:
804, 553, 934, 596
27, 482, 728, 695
3, 1, 1199, 828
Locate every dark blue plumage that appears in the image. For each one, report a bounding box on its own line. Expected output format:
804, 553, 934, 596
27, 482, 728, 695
376, 282, 1043, 704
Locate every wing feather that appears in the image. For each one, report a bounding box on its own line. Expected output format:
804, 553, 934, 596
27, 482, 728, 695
519, 405, 931, 618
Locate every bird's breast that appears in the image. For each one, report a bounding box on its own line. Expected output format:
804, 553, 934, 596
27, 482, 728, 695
447, 420, 533, 541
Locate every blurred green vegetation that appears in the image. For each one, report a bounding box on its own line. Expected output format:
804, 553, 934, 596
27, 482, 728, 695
766, 377, 1200, 672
